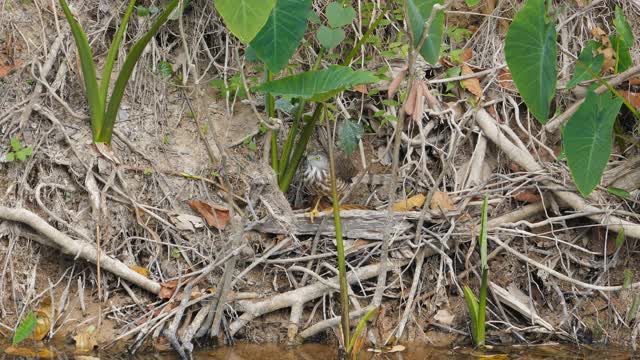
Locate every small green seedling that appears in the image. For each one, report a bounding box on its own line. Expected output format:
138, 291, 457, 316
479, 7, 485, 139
12, 311, 36, 345
5, 137, 33, 162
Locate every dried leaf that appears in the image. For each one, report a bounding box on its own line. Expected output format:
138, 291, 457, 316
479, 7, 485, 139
4, 346, 55, 358
461, 64, 482, 98
460, 48, 473, 62
387, 66, 407, 99
159, 280, 178, 299
430, 191, 455, 211
352, 84, 368, 94
129, 265, 150, 278
404, 82, 418, 116
620, 90, 640, 109
93, 142, 121, 164
412, 80, 425, 121
170, 213, 205, 231
512, 190, 541, 203
188, 200, 230, 230
433, 309, 455, 325
497, 69, 516, 91
392, 194, 426, 211
599, 47, 616, 73
0, 59, 23, 78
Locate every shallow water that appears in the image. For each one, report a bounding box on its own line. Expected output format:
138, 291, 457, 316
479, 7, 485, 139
2, 342, 638, 359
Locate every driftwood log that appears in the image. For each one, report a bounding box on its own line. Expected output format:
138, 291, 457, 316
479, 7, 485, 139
250, 209, 434, 240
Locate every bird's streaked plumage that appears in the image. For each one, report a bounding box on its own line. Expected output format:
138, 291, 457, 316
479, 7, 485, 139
303, 151, 350, 197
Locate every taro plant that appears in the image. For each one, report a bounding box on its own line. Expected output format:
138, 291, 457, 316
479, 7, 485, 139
58, 0, 179, 144
505, 0, 638, 197
463, 195, 489, 348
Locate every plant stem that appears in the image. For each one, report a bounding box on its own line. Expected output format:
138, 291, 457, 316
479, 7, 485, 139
265, 69, 278, 174
279, 105, 323, 192
326, 115, 350, 353
343, 9, 386, 65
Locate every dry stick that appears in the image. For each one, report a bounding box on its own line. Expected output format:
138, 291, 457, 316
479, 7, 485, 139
476, 108, 640, 239
228, 259, 410, 337
545, 64, 640, 133
17, 33, 64, 130
0, 207, 161, 294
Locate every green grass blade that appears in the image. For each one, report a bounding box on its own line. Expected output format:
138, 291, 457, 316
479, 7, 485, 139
479, 195, 488, 269
462, 285, 479, 345
346, 307, 377, 353
59, 0, 104, 141
12, 311, 36, 345
477, 267, 488, 347
101, 0, 180, 143
100, 0, 136, 104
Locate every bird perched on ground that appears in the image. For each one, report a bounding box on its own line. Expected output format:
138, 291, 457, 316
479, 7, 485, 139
303, 150, 357, 222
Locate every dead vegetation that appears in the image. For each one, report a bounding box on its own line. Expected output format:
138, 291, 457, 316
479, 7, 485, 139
0, 0, 640, 357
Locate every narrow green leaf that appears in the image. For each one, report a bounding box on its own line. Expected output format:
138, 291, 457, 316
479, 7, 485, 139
101, 0, 136, 105
614, 228, 625, 249
255, 66, 378, 102
504, 0, 557, 123
13, 311, 37, 345
564, 90, 623, 196
214, 0, 276, 44
249, 0, 311, 74
326, 2, 355, 28
623, 269, 633, 289
59, 0, 104, 140
608, 187, 630, 199
479, 195, 488, 269
463, 285, 479, 344
567, 41, 603, 89
477, 267, 488, 347
610, 36, 632, 73
101, 0, 180, 144
338, 119, 363, 156
317, 26, 345, 49
465, 0, 481, 6
614, 6, 634, 48
406, 0, 445, 65
346, 307, 377, 353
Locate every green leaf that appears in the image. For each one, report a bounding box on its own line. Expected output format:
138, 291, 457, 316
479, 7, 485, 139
13, 311, 36, 345
59, 0, 104, 140
623, 269, 633, 289
407, 0, 445, 65
158, 60, 173, 77
567, 41, 603, 89
615, 228, 625, 249
16, 151, 26, 161
214, 0, 276, 44
255, 66, 378, 102
10, 137, 21, 152
244, 45, 259, 63
465, 0, 481, 6
610, 36, 632, 73
614, 6, 634, 48
564, 90, 623, 196
462, 285, 479, 343
346, 307, 377, 353
317, 26, 345, 49
136, 6, 150, 16
101, 0, 136, 105
101, 0, 180, 144
5, 152, 15, 162
325, 2, 355, 28
479, 195, 488, 269
307, 10, 321, 24
608, 187, 630, 199
504, 0, 557, 123
338, 119, 363, 156
274, 98, 295, 113
250, 0, 312, 74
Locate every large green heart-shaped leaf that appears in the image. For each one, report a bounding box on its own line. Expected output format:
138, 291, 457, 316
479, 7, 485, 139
566, 41, 603, 89
215, 0, 276, 44
505, 0, 557, 123
250, 0, 312, 74
317, 26, 345, 49
338, 119, 363, 156
326, 2, 355, 28
406, 0, 445, 65
255, 66, 378, 102
564, 90, 622, 197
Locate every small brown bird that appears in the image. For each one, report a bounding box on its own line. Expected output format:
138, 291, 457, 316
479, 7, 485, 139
303, 150, 356, 221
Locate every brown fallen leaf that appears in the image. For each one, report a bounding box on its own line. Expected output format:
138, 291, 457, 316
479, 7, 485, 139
3, 346, 55, 358
352, 84, 368, 94
430, 191, 455, 211
392, 194, 426, 211
498, 69, 516, 91
512, 190, 542, 203
159, 280, 178, 299
188, 200, 230, 230
461, 64, 482, 98
620, 90, 640, 109
460, 48, 473, 62
387, 66, 407, 99
0, 59, 23, 78
404, 81, 418, 116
